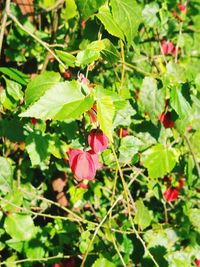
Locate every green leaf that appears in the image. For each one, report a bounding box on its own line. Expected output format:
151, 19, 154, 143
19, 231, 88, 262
92, 257, 115, 267
4, 213, 35, 241
113, 101, 136, 127
25, 132, 51, 166
54, 95, 94, 121
55, 50, 76, 67
3, 76, 23, 101
100, 39, 120, 64
139, 77, 165, 124
119, 136, 142, 165
190, 130, 200, 160
142, 2, 159, 28
2, 191, 23, 213
0, 157, 13, 193
25, 71, 61, 106
96, 5, 124, 40
62, 0, 77, 20
76, 0, 106, 19
188, 208, 200, 232
20, 81, 86, 120
141, 144, 178, 178
134, 199, 152, 230
110, 0, 141, 45
166, 61, 186, 84
171, 87, 192, 119
97, 96, 115, 142
0, 67, 29, 85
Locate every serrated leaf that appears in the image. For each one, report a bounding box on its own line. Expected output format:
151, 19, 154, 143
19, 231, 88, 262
119, 136, 142, 165
0, 157, 13, 193
25, 132, 51, 166
20, 81, 85, 120
142, 2, 159, 27
110, 0, 141, 45
54, 95, 94, 121
0, 67, 29, 85
4, 213, 35, 241
166, 61, 186, 84
113, 101, 136, 127
100, 39, 120, 64
141, 144, 177, 178
188, 208, 200, 232
3, 76, 23, 101
140, 77, 165, 124
97, 96, 115, 142
171, 87, 192, 119
96, 5, 124, 40
62, 0, 77, 20
25, 71, 61, 106
76, 0, 106, 19
55, 50, 76, 67
134, 199, 152, 230
92, 258, 115, 267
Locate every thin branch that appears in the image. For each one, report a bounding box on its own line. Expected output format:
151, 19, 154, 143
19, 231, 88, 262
184, 134, 200, 178
6, 10, 67, 70
0, 254, 71, 266
0, 0, 11, 55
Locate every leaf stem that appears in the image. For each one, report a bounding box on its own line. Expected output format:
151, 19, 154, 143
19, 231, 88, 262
0, 0, 10, 55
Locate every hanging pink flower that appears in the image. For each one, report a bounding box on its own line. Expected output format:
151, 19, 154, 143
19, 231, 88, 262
164, 187, 179, 202
159, 112, 175, 128
69, 149, 96, 180
195, 259, 200, 267
88, 129, 108, 153
161, 40, 176, 55
88, 150, 103, 170
178, 3, 186, 12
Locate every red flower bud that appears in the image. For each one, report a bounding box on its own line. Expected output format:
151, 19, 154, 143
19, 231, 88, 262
159, 112, 175, 128
88, 129, 108, 153
87, 104, 97, 124
161, 40, 175, 55
30, 117, 37, 126
81, 18, 89, 28
195, 259, 200, 267
63, 71, 71, 79
178, 3, 186, 12
69, 149, 96, 180
164, 187, 179, 202
117, 128, 129, 138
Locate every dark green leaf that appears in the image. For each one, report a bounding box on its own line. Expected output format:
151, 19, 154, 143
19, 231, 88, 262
76, 0, 106, 19
0, 67, 29, 85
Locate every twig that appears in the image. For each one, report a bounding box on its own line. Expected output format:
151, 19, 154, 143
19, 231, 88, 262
175, 21, 183, 63
120, 40, 125, 89
0, 0, 11, 55
6, 10, 67, 70
0, 254, 70, 266
80, 195, 123, 267
44, 0, 65, 12
184, 134, 200, 178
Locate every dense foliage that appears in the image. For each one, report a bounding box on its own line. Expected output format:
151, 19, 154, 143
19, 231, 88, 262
0, 0, 200, 266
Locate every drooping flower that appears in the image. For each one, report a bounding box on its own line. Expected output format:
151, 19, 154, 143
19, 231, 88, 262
69, 149, 96, 180
30, 117, 37, 126
161, 40, 175, 55
88, 150, 103, 170
88, 129, 108, 153
164, 187, 179, 202
195, 259, 200, 267
87, 104, 97, 124
178, 3, 186, 12
159, 112, 175, 128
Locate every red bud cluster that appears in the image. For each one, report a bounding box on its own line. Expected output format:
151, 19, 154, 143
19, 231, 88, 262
159, 112, 175, 128
161, 40, 176, 56
163, 176, 185, 202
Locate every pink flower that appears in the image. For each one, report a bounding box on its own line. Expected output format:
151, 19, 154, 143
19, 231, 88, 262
88, 129, 108, 153
159, 112, 175, 128
69, 149, 96, 180
161, 40, 175, 55
88, 150, 103, 170
164, 187, 179, 202
178, 3, 186, 12
195, 259, 200, 267
117, 128, 129, 138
